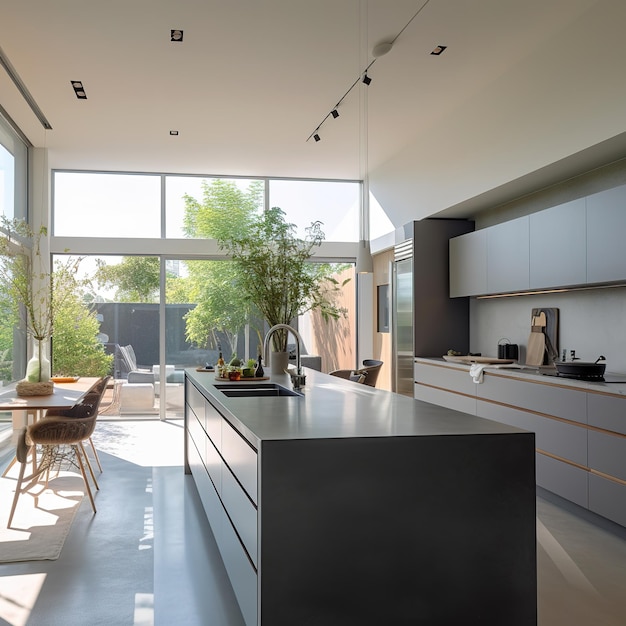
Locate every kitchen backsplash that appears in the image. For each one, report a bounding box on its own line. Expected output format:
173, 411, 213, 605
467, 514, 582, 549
470, 286, 626, 373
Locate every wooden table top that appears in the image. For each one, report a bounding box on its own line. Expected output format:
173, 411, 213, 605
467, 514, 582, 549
0, 377, 99, 411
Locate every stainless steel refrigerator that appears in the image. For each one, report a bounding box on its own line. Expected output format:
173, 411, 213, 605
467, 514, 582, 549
392, 243, 414, 396
392, 220, 474, 397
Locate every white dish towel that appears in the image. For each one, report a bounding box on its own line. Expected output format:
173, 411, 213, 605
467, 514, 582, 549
469, 363, 487, 383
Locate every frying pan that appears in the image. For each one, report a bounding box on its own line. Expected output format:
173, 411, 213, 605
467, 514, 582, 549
554, 355, 606, 377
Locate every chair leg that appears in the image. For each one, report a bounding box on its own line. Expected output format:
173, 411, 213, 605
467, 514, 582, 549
7, 454, 28, 528
86, 436, 103, 473
1, 455, 17, 478
73, 445, 96, 514
79, 441, 99, 490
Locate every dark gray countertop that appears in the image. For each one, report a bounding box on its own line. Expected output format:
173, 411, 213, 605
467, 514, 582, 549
185, 367, 529, 449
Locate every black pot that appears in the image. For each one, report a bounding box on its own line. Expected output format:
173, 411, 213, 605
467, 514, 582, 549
554, 356, 606, 378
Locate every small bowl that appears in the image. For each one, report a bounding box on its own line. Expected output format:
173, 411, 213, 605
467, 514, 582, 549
228, 370, 241, 381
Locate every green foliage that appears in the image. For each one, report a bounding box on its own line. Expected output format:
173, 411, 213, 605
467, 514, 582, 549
0, 218, 113, 381
182, 180, 265, 352
217, 206, 349, 352
51, 261, 113, 377
182, 179, 349, 353
0, 217, 57, 341
94, 256, 160, 302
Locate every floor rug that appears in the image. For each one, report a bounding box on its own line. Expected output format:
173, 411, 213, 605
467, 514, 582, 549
0, 469, 85, 562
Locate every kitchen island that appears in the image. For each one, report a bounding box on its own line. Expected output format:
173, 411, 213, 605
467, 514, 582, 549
184, 367, 537, 626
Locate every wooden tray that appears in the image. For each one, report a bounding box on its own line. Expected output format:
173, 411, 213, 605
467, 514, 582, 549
443, 355, 515, 364
195, 367, 215, 372
51, 376, 80, 383
215, 375, 270, 381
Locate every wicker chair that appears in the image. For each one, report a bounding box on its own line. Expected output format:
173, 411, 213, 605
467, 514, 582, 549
7, 376, 110, 528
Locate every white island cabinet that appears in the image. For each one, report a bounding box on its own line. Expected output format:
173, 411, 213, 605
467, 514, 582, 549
185, 368, 537, 626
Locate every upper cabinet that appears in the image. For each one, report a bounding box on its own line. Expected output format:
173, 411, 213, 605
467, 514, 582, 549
529, 198, 586, 289
586, 185, 626, 283
449, 229, 487, 297
450, 184, 626, 297
487, 216, 529, 294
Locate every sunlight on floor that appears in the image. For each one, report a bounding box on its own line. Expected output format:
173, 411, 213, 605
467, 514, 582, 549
91, 420, 184, 467
0, 573, 47, 626
134, 592, 154, 625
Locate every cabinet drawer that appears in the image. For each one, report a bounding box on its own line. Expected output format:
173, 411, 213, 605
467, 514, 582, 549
587, 393, 626, 435
588, 430, 626, 481
205, 437, 222, 494
188, 434, 222, 547
415, 383, 476, 415
478, 401, 587, 465
186, 379, 205, 427
477, 375, 587, 424
205, 398, 223, 450
220, 504, 258, 626
589, 473, 626, 527
536, 453, 588, 509
221, 419, 258, 504
222, 462, 258, 567
414, 363, 477, 396
187, 411, 207, 467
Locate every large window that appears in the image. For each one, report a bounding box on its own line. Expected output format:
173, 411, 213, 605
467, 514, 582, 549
269, 179, 359, 241
51, 171, 359, 419
53, 172, 161, 237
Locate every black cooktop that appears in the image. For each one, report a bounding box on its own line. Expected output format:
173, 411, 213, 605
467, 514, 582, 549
541, 371, 626, 383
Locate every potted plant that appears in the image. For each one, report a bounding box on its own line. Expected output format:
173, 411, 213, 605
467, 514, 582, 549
0, 217, 78, 394
216, 207, 349, 373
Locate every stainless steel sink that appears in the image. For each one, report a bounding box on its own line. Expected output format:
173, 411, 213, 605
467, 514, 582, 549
214, 383, 303, 398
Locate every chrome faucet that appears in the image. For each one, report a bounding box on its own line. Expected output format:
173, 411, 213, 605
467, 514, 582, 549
263, 323, 306, 389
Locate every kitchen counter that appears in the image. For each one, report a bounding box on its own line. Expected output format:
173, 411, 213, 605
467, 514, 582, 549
414, 357, 626, 529
184, 367, 537, 625
415, 356, 626, 395
185, 367, 531, 448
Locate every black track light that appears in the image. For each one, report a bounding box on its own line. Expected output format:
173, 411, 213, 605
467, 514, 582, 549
71, 80, 87, 99
313, 133, 321, 142
362, 73, 371, 86
331, 109, 339, 119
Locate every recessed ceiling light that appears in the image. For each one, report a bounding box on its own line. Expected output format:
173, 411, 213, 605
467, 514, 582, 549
171, 29, 183, 42
431, 45, 447, 55
169, 130, 179, 136
71, 80, 87, 99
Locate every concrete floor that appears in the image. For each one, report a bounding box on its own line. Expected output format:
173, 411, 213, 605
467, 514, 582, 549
1, 419, 625, 625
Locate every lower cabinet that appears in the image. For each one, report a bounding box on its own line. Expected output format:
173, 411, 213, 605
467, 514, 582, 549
185, 379, 258, 626
414, 359, 626, 528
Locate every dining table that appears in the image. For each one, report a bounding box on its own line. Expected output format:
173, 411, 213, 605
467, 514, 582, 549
0, 377, 99, 475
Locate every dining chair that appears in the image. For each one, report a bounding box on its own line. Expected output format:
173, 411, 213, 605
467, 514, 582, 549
7, 376, 110, 528
329, 369, 366, 384
358, 359, 383, 387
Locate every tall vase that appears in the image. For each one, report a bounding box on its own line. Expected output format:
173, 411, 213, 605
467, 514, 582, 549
25, 338, 51, 383
270, 351, 290, 375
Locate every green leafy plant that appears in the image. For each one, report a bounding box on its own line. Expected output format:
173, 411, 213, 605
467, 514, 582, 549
217, 206, 350, 352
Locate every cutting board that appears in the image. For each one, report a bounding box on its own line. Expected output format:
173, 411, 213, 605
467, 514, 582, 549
443, 355, 514, 364
531, 307, 559, 363
526, 310, 548, 367
526, 330, 546, 367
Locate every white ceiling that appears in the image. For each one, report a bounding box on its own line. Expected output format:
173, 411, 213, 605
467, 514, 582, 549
1, 0, 625, 228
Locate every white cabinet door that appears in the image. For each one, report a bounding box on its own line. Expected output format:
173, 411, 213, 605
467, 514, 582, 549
529, 198, 586, 289
449, 229, 487, 297
587, 184, 626, 283
487, 216, 530, 294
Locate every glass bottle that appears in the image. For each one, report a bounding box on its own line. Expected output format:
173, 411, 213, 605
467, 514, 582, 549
254, 354, 264, 378
217, 351, 225, 377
